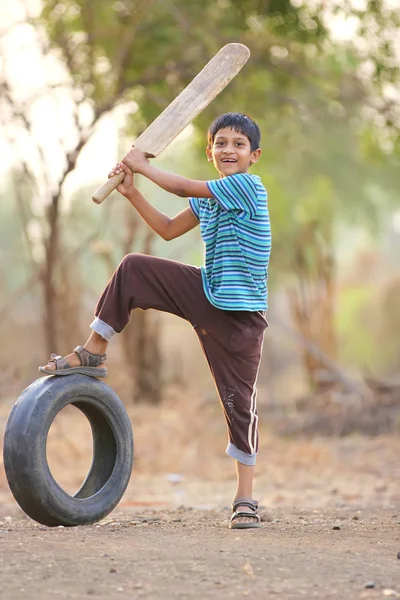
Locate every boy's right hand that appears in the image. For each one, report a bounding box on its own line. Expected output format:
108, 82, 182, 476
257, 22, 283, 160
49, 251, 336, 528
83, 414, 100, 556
108, 162, 135, 198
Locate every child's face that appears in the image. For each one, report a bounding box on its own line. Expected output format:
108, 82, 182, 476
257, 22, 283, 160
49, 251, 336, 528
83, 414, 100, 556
206, 127, 261, 177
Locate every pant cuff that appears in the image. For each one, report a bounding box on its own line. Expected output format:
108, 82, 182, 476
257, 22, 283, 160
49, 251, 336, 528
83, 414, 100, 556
226, 442, 257, 466
90, 317, 116, 342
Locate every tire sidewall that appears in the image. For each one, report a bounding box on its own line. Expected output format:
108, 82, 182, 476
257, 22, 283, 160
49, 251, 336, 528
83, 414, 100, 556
4, 375, 134, 526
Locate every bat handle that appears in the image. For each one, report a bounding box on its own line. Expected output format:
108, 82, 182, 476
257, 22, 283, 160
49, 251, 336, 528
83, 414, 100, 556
92, 172, 125, 204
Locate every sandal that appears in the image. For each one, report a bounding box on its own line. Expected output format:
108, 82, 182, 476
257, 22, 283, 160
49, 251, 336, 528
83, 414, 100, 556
230, 498, 261, 530
38, 345, 107, 378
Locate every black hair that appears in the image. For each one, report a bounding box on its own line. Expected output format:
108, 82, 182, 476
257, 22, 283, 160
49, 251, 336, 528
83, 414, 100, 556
207, 112, 261, 151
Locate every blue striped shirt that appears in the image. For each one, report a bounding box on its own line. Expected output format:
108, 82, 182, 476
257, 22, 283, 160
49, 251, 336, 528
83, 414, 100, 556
189, 173, 271, 311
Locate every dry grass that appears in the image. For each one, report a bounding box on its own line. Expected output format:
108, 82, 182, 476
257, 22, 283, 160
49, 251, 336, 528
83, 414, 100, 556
3, 387, 400, 514
2, 311, 400, 514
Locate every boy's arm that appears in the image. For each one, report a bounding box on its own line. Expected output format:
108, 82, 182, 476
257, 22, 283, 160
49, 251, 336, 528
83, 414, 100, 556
109, 163, 199, 241
129, 191, 199, 240
122, 148, 213, 199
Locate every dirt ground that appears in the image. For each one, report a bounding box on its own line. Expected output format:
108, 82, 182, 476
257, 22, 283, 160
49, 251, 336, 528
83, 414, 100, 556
1, 504, 399, 600
2, 429, 400, 600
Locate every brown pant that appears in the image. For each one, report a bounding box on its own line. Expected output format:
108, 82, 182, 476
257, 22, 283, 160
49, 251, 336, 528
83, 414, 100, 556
94, 254, 267, 465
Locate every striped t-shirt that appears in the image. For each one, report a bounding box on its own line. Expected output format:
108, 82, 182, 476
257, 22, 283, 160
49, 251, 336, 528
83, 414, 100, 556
189, 173, 271, 311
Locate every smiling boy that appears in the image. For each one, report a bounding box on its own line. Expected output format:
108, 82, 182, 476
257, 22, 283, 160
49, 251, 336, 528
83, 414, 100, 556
39, 113, 272, 529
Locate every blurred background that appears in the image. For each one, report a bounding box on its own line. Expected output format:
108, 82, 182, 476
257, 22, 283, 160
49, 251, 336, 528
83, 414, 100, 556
0, 0, 400, 510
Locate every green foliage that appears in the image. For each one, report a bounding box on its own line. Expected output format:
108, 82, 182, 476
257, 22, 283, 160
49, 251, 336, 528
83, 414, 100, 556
38, 0, 400, 160
28, 2, 400, 299
337, 285, 375, 366
26, 2, 400, 274
38, 0, 330, 119
1, 0, 399, 372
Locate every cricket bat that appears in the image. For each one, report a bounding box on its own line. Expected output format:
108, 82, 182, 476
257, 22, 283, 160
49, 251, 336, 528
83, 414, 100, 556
92, 43, 250, 204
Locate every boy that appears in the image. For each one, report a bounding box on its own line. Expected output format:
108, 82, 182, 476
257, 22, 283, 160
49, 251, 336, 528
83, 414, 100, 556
40, 112, 272, 529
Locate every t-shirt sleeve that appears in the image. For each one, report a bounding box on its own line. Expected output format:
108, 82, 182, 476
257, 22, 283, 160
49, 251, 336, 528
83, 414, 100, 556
206, 173, 258, 219
188, 197, 200, 220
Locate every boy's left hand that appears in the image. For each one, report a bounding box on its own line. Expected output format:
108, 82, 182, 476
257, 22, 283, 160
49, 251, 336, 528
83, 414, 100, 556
122, 147, 149, 173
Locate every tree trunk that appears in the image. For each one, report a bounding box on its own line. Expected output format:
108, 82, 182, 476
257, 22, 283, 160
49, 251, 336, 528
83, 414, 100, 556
43, 196, 60, 354
133, 229, 162, 404
97, 210, 163, 404
121, 229, 163, 404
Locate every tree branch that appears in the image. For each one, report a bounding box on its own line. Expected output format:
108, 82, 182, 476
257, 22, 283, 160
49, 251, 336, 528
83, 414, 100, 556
0, 79, 51, 193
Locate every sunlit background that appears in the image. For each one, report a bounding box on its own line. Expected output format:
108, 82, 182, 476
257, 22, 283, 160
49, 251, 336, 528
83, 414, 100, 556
1, 0, 400, 507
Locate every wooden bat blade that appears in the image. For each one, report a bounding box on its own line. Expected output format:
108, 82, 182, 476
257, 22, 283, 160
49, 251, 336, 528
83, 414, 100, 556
132, 43, 250, 157
92, 43, 250, 204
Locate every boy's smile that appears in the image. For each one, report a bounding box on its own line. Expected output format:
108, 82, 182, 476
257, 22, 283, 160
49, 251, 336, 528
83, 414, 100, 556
207, 127, 261, 177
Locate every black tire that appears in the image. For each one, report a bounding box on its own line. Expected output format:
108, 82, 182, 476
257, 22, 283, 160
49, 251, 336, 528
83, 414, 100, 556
3, 374, 134, 527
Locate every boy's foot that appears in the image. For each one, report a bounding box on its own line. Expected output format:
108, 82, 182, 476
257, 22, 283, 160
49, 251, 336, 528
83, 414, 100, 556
38, 346, 107, 378
230, 499, 261, 529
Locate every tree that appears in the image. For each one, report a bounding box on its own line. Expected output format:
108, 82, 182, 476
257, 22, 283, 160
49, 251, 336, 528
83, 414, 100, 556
0, 2, 173, 402
2, 0, 399, 395
1, 2, 168, 356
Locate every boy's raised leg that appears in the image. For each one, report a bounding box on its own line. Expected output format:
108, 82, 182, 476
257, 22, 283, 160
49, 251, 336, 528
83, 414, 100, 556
40, 332, 108, 372
39, 254, 206, 375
